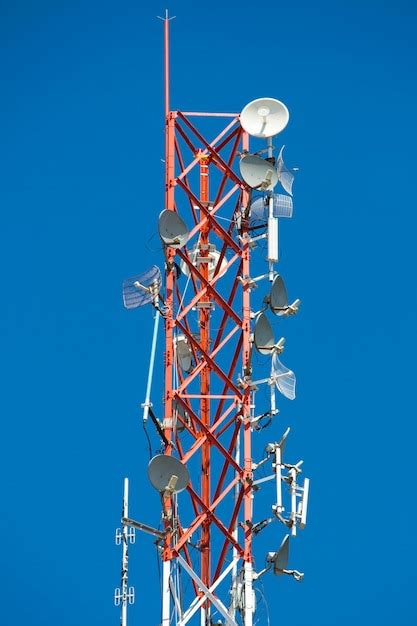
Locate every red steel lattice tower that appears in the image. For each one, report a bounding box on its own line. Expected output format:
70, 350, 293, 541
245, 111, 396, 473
114, 14, 309, 626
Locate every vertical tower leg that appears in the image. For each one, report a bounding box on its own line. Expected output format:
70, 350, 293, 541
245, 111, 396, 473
243, 562, 253, 626
199, 154, 211, 625
121, 478, 129, 626
162, 560, 171, 626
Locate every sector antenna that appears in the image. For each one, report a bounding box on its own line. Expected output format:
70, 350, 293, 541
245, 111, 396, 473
112, 13, 311, 626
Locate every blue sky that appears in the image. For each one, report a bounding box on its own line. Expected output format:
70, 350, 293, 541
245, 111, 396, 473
1, 1, 416, 624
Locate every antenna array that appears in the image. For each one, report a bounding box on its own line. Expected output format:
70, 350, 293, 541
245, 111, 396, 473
113, 17, 310, 626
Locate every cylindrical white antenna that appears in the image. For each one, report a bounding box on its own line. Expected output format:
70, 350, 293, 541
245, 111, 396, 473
142, 311, 160, 422
268, 207, 278, 266
275, 446, 283, 514
266, 137, 278, 272
289, 468, 297, 537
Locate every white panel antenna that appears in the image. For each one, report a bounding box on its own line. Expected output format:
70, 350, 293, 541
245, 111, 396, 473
122, 266, 162, 309
272, 351, 296, 400
277, 146, 294, 196
272, 193, 293, 218
250, 194, 293, 223
240, 98, 289, 138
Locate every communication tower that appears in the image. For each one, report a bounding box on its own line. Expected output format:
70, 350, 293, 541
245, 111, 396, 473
114, 13, 309, 626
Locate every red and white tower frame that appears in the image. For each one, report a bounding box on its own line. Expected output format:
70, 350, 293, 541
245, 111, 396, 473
114, 14, 308, 626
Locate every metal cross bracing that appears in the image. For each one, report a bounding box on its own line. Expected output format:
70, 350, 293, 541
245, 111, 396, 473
161, 109, 254, 626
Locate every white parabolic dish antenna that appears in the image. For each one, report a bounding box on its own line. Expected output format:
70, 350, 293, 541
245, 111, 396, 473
148, 454, 190, 494
254, 312, 275, 355
158, 209, 189, 249
180, 246, 228, 281
239, 154, 278, 192
240, 98, 289, 138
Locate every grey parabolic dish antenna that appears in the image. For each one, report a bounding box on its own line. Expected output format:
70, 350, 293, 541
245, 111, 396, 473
158, 209, 189, 249
239, 154, 278, 192
148, 454, 190, 494
254, 312, 275, 355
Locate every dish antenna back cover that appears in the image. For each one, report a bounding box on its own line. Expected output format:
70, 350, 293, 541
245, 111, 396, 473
272, 534, 290, 574
175, 334, 193, 373
240, 98, 289, 138
148, 454, 190, 494
122, 265, 162, 309
269, 275, 289, 315
158, 209, 189, 249
239, 155, 278, 192
254, 312, 275, 355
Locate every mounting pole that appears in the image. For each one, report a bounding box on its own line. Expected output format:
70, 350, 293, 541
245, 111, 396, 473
161, 10, 175, 626
142, 310, 160, 423
199, 152, 211, 626
162, 560, 171, 626
164, 10, 170, 117
267, 137, 278, 276
121, 478, 129, 626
